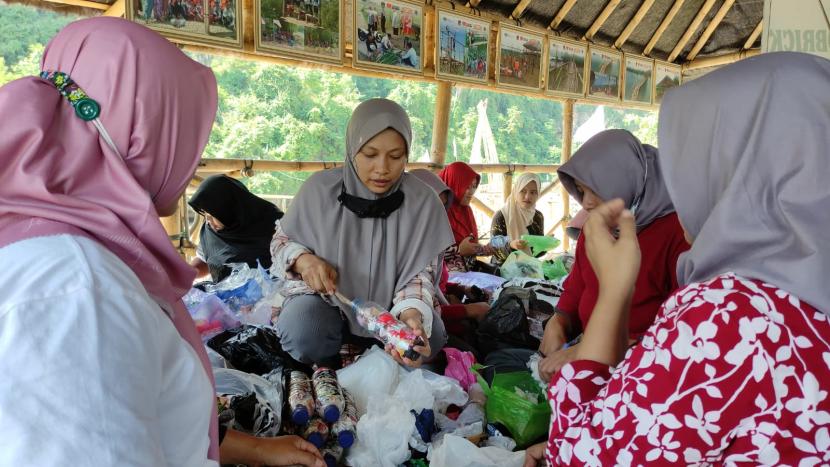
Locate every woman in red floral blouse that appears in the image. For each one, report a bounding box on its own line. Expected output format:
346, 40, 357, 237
524, 52, 830, 466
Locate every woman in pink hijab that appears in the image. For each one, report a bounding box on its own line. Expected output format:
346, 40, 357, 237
0, 18, 322, 467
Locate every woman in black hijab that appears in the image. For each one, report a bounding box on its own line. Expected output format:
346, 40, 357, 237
188, 175, 283, 282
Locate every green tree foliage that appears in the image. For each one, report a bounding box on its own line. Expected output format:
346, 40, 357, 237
0, 3, 77, 65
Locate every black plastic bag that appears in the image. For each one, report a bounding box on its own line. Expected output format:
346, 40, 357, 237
207, 325, 298, 375
476, 287, 542, 357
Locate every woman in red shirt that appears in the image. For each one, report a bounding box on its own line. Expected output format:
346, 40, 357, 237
539, 129, 689, 380
525, 52, 830, 466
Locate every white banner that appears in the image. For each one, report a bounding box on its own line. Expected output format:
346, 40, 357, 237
763, 0, 830, 59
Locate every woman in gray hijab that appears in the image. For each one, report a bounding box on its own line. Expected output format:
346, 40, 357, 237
537, 129, 689, 381
270, 99, 455, 367
525, 52, 830, 466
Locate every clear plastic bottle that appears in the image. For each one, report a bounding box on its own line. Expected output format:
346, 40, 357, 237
331, 389, 357, 448
337, 293, 425, 361
287, 370, 315, 426
322, 441, 343, 467
312, 367, 345, 423
302, 416, 329, 448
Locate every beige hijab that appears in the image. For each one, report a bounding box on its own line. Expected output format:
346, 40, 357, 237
500, 173, 541, 253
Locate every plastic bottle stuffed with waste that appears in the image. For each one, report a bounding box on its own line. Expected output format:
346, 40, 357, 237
521, 234, 561, 256
336, 292, 425, 361
312, 367, 345, 423
331, 389, 358, 448
302, 417, 330, 449
322, 441, 343, 467
287, 370, 315, 426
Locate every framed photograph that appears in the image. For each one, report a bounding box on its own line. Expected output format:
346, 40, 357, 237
653, 61, 682, 105
545, 36, 587, 97
623, 55, 654, 104
127, 0, 243, 48
435, 9, 491, 84
353, 0, 424, 74
495, 23, 544, 91
256, 0, 342, 63
587, 45, 622, 101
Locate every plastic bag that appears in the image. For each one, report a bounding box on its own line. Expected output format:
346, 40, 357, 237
474, 370, 551, 448
500, 251, 544, 280
542, 257, 568, 281
184, 288, 241, 341
446, 271, 506, 296
476, 288, 540, 356
205, 262, 281, 325
207, 325, 294, 376
214, 367, 284, 436
428, 434, 525, 467
336, 346, 402, 417
520, 234, 561, 257
443, 347, 477, 391
345, 394, 416, 467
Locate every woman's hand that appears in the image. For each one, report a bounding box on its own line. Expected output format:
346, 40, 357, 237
582, 199, 640, 299
252, 435, 325, 467
294, 253, 337, 294
458, 236, 479, 256
385, 308, 431, 367
509, 238, 528, 251
523, 442, 546, 467
538, 345, 578, 383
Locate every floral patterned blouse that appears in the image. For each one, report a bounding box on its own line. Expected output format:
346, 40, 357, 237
545, 273, 830, 466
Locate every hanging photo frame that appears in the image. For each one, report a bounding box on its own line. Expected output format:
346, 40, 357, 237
653, 60, 682, 105
623, 54, 654, 105
586, 44, 622, 101
435, 9, 491, 84
127, 0, 243, 49
545, 35, 588, 97
352, 0, 424, 75
495, 23, 544, 91
255, 0, 343, 63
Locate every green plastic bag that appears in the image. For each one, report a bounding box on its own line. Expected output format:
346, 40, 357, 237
474, 369, 551, 447
500, 250, 544, 280
542, 257, 568, 281
521, 235, 561, 257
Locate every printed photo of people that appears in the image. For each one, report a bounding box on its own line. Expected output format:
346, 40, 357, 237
354, 0, 422, 72
437, 10, 490, 83
259, 0, 340, 60
130, 0, 237, 42
496, 25, 543, 90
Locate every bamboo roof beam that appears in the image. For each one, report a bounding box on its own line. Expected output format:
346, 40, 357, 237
549, 0, 579, 30
103, 0, 124, 17
584, 0, 622, 41
667, 0, 717, 63
42, 0, 109, 10
615, 0, 655, 49
686, 0, 735, 61
682, 48, 759, 72
196, 159, 562, 175
644, 0, 686, 56
509, 0, 533, 21
743, 20, 763, 50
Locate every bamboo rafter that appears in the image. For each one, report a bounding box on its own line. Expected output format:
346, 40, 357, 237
667, 0, 717, 63
549, 0, 579, 30
683, 48, 760, 72
103, 0, 124, 16
644, 0, 686, 56
42, 0, 109, 10
686, 0, 735, 61
584, 0, 622, 41
509, 0, 533, 20
615, 0, 655, 49
743, 21, 763, 50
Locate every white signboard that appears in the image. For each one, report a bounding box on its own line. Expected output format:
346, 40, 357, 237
763, 0, 830, 59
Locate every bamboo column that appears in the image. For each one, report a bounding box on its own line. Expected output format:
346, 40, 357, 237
503, 171, 513, 202
430, 81, 453, 167
560, 99, 574, 251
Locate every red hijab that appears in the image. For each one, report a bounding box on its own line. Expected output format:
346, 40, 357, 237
438, 162, 480, 244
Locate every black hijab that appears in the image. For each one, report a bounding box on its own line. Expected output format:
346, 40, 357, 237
188, 175, 283, 282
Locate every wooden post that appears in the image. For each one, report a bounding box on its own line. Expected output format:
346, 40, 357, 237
431, 81, 453, 167
503, 171, 513, 203
560, 99, 574, 251
160, 199, 183, 244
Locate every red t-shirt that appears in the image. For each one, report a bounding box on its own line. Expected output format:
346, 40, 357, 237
557, 212, 690, 338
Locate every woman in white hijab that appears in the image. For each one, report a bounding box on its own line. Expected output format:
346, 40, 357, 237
270, 99, 455, 368
490, 172, 544, 265
525, 52, 830, 466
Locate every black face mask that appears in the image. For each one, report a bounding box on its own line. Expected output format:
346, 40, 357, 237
337, 183, 405, 218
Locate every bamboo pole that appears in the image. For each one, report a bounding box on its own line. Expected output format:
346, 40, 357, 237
546, 217, 566, 236
470, 196, 495, 217
503, 172, 513, 203
667, 0, 717, 63
509, 0, 533, 20
431, 81, 453, 166
643, 0, 686, 56
539, 178, 561, 198
682, 48, 759, 72
549, 0, 579, 30
103, 0, 124, 17
560, 99, 574, 250
160, 202, 183, 239
42, 0, 109, 10
195, 158, 562, 174
584, 0, 622, 41
686, 0, 735, 61
743, 21, 763, 50
615, 0, 655, 49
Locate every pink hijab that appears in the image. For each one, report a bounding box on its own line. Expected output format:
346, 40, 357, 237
0, 18, 220, 459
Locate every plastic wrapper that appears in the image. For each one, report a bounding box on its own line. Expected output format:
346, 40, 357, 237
346, 394, 416, 467
520, 234, 561, 256
474, 370, 551, 448
336, 346, 401, 417
331, 389, 357, 448
204, 262, 281, 325
500, 251, 544, 280
207, 325, 293, 376
428, 434, 525, 467
184, 288, 240, 341
312, 367, 345, 423
214, 367, 283, 437
542, 257, 568, 281
443, 347, 477, 391
287, 370, 315, 426
446, 271, 506, 296
476, 292, 539, 356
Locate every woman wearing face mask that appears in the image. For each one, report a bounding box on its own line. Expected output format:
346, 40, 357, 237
490, 172, 544, 266
270, 99, 455, 368
537, 130, 689, 382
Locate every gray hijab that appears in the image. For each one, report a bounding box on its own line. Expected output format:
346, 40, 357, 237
658, 51, 830, 313
409, 168, 453, 209
281, 99, 455, 333
558, 129, 675, 231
